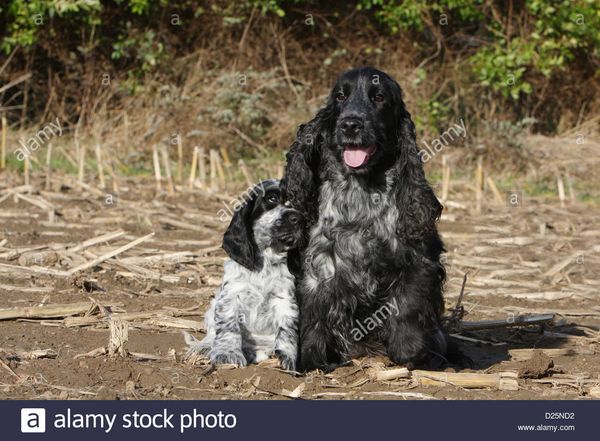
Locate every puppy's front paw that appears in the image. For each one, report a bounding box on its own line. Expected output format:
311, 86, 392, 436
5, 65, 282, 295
210, 350, 247, 367
275, 350, 296, 372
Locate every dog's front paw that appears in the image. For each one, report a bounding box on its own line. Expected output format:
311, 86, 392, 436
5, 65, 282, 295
275, 350, 296, 372
210, 350, 247, 367
388, 326, 449, 368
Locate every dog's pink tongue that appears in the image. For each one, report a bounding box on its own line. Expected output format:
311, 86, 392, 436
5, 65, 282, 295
343, 148, 369, 168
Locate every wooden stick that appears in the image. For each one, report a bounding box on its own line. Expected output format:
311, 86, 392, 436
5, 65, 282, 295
45, 141, 53, 190
0, 357, 18, 378
0, 347, 57, 360
475, 156, 483, 213
105, 158, 120, 194
220, 147, 231, 166
65, 307, 198, 328
13, 192, 54, 212
108, 318, 129, 357
556, 173, 565, 208
370, 367, 411, 381
486, 176, 504, 205
209, 149, 218, 190
0, 301, 121, 321
109, 264, 180, 284
214, 150, 226, 189
239, 158, 254, 187
157, 216, 214, 235
67, 232, 155, 275
94, 143, 105, 189
160, 146, 175, 194
123, 112, 129, 143
188, 146, 198, 189
198, 147, 207, 187
0, 284, 53, 294
220, 146, 233, 183
441, 155, 450, 202
24, 154, 30, 187
543, 251, 582, 278
412, 370, 518, 390
0, 262, 69, 277
460, 313, 555, 331
119, 250, 193, 265
129, 351, 177, 362
0, 72, 31, 95
78, 143, 86, 183
176, 136, 183, 184
276, 35, 301, 102
74, 121, 81, 167
0, 116, 6, 169
74, 347, 108, 359
152, 144, 162, 193
565, 172, 576, 204
449, 333, 506, 346
509, 347, 595, 362
143, 316, 203, 331
484, 236, 535, 246
67, 230, 125, 253
58, 146, 78, 169
0, 243, 48, 258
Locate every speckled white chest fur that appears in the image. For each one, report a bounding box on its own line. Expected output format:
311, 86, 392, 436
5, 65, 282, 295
186, 248, 298, 365
304, 174, 400, 286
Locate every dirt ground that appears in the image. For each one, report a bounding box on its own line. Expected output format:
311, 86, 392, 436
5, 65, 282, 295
0, 172, 599, 400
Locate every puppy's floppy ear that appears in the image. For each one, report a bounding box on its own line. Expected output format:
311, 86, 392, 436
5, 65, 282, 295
222, 195, 263, 271
393, 102, 443, 243
281, 106, 333, 224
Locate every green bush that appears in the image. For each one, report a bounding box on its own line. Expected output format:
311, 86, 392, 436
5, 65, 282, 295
356, 0, 599, 101
0, 0, 166, 65
0, 0, 598, 133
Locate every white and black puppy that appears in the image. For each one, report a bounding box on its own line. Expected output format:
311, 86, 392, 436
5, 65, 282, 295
185, 179, 304, 371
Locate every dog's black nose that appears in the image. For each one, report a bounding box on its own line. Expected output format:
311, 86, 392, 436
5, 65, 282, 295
282, 209, 303, 227
287, 212, 301, 225
340, 118, 363, 136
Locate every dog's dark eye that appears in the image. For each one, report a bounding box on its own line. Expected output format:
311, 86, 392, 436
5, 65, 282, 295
266, 193, 279, 205
336, 93, 347, 102
373, 94, 385, 102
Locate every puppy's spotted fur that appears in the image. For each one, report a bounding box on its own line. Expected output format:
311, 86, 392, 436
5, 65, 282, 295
185, 180, 304, 370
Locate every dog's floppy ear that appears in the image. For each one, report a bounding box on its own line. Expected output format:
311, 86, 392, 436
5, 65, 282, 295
281, 106, 333, 224
393, 102, 443, 243
222, 195, 263, 271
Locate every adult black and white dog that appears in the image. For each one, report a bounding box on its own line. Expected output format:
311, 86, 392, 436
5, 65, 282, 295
281, 67, 447, 371
185, 180, 304, 371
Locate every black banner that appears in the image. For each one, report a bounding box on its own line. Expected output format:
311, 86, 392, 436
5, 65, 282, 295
3, 400, 597, 440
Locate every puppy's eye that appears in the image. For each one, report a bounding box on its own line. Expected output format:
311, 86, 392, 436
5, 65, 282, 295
266, 194, 279, 204
336, 93, 347, 102
373, 94, 385, 102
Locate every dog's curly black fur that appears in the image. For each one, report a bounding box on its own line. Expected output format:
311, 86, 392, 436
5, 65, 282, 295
281, 67, 447, 371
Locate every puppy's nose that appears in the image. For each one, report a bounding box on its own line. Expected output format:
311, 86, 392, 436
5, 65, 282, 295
340, 118, 363, 136
287, 213, 301, 225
